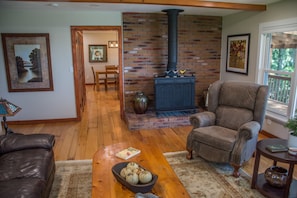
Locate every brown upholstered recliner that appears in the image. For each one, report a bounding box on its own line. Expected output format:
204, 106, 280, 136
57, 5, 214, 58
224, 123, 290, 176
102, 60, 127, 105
186, 80, 268, 177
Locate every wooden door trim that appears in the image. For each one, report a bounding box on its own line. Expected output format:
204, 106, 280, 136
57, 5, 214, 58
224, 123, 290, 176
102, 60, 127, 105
71, 26, 124, 119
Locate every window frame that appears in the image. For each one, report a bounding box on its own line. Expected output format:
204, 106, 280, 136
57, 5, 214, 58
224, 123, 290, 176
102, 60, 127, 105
257, 17, 297, 122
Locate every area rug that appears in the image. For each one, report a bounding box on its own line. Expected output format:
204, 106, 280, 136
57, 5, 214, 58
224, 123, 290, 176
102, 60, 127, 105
164, 151, 265, 198
49, 159, 92, 198
49, 154, 264, 198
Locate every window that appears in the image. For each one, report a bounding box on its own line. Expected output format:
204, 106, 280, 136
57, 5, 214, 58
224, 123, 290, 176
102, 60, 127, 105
257, 18, 297, 122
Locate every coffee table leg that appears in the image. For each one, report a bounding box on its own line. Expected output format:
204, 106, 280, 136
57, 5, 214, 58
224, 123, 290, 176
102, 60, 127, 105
251, 150, 260, 188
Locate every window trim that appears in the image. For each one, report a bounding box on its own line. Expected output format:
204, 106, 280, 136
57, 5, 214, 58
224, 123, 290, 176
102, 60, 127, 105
257, 17, 297, 121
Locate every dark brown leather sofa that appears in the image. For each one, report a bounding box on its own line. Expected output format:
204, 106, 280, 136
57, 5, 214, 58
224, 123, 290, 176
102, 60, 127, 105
0, 133, 55, 198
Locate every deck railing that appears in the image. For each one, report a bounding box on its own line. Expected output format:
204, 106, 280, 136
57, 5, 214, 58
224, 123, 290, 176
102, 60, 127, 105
268, 74, 291, 104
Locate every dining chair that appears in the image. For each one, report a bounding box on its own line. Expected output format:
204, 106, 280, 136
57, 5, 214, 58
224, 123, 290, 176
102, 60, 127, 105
105, 65, 118, 90
91, 66, 96, 90
91, 66, 106, 91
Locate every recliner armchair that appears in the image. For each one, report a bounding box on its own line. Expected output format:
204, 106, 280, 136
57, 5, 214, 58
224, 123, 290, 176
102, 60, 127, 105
186, 80, 268, 177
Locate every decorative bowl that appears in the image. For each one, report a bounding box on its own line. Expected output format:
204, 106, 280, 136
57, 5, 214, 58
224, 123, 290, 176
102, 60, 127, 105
111, 162, 158, 193
264, 166, 288, 188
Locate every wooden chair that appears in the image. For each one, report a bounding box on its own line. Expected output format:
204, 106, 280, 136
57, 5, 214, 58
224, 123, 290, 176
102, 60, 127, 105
91, 66, 106, 91
105, 65, 118, 90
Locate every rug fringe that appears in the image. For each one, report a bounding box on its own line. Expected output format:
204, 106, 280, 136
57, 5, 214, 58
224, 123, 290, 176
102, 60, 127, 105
163, 150, 187, 156
55, 159, 92, 164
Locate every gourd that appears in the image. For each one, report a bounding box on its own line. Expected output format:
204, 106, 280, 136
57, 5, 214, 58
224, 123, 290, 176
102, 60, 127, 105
139, 170, 153, 184
126, 172, 139, 185
120, 162, 153, 185
120, 167, 132, 178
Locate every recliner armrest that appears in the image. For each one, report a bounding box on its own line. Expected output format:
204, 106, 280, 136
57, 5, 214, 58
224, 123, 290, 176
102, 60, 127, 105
189, 111, 215, 128
238, 121, 260, 140
0, 133, 55, 154
231, 121, 260, 165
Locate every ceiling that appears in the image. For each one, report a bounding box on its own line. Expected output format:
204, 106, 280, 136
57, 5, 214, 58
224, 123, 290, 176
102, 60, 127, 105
0, 0, 282, 16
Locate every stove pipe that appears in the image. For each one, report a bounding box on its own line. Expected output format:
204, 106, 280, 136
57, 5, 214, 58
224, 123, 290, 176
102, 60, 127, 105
163, 9, 184, 74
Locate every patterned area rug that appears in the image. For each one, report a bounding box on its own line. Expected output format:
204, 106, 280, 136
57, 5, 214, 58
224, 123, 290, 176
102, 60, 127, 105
164, 151, 265, 198
49, 159, 92, 198
49, 153, 264, 198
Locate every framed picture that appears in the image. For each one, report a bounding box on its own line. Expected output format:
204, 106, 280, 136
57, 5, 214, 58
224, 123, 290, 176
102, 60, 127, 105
89, 45, 107, 62
226, 34, 250, 75
1, 33, 53, 92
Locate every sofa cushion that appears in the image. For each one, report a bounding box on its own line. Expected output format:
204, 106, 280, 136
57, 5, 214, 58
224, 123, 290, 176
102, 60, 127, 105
0, 148, 54, 182
0, 133, 55, 154
192, 125, 237, 151
0, 178, 46, 198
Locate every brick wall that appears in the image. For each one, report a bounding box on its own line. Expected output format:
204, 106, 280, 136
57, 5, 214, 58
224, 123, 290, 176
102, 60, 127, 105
123, 13, 221, 113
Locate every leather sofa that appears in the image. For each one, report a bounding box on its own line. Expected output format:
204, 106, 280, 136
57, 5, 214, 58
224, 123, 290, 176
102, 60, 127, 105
0, 133, 55, 198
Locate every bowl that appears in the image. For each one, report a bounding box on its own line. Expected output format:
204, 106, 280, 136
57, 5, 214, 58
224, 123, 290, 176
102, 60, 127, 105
264, 166, 288, 188
111, 162, 158, 193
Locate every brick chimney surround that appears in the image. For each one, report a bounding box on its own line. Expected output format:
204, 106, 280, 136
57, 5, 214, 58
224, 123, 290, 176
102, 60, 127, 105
123, 12, 221, 130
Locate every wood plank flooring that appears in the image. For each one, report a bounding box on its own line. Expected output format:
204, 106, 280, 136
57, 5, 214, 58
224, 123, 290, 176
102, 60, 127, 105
7, 85, 297, 179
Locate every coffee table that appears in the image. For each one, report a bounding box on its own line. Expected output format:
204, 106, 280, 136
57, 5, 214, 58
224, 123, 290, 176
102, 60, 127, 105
92, 142, 190, 198
251, 138, 297, 198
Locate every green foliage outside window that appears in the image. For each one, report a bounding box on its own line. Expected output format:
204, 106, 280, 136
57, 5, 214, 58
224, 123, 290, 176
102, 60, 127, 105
271, 48, 296, 72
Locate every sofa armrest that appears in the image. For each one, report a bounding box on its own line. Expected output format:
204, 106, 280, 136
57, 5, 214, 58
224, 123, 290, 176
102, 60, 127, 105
0, 133, 55, 154
189, 111, 215, 128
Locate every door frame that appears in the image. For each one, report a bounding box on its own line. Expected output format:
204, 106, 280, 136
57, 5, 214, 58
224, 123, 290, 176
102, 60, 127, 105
71, 26, 123, 119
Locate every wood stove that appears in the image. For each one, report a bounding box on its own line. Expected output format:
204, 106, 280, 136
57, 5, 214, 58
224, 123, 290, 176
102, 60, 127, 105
154, 9, 196, 114
155, 77, 195, 114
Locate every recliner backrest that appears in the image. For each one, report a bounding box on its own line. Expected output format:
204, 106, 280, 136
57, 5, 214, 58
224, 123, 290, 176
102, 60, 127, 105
219, 81, 259, 110
208, 80, 268, 130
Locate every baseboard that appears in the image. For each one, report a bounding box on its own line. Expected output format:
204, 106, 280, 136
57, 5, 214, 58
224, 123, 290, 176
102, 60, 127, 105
6, 117, 79, 125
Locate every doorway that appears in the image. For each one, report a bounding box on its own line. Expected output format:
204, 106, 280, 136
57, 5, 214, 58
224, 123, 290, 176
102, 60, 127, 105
70, 26, 123, 120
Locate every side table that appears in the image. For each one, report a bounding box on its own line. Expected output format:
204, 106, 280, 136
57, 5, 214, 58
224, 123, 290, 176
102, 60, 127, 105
251, 138, 297, 198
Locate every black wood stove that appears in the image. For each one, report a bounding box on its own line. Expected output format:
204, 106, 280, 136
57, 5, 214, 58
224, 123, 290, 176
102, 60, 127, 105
154, 9, 196, 114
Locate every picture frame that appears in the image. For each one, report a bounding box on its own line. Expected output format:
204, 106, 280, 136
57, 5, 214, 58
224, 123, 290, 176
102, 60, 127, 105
1, 33, 54, 92
89, 45, 107, 62
226, 33, 250, 75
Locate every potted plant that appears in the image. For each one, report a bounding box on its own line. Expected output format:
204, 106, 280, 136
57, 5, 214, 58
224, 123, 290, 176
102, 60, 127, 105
284, 111, 297, 148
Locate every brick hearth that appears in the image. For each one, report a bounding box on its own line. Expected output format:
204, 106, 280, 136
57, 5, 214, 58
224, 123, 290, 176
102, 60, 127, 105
124, 109, 201, 130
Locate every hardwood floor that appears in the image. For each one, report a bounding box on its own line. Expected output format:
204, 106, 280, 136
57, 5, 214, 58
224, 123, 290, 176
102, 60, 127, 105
8, 85, 297, 178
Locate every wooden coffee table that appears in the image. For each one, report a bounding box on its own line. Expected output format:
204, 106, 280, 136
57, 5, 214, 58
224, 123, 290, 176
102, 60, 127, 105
251, 138, 297, 198
92, 142, 190, 198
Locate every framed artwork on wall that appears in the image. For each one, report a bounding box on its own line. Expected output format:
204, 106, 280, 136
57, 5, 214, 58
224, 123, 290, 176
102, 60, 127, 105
89, 45, 107, 62
226, 33, 250, 75
1, 33, 54, 92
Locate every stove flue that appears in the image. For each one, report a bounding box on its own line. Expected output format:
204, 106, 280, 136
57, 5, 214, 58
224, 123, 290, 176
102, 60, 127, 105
162, 9, 184, 77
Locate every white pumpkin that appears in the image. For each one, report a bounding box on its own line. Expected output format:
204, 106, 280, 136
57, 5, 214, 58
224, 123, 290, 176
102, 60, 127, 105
125, 172, 139, 185
139, 170, 153, 184
127, 162, 139, 170
132, 167, 144, 175
120, 167, 132, 178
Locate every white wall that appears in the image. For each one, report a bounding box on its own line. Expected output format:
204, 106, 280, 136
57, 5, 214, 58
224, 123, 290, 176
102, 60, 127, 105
0, 8, 121, 121
83, 31, 119, 84
221, 0, 297, 139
